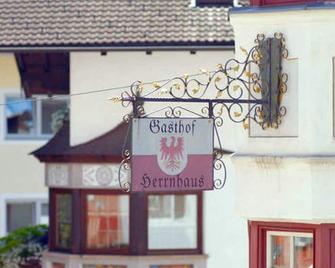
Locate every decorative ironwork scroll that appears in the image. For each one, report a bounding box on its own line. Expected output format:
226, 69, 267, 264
117, 33, 288, 191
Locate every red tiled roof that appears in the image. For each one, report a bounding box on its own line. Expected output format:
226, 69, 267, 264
0, 0, 248, 47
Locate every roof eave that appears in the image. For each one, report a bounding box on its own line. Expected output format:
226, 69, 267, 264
34, 155, 123, 163
0, 42, 235, 52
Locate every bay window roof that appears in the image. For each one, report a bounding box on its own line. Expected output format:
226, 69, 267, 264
32, 120, 130, 163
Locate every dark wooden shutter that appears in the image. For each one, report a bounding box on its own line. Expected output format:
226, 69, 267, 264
259, 37, 282, 126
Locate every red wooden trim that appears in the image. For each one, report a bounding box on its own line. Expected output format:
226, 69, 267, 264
318, 224, 332, 268
71, 189, 81, 254
331, 229, 335, 268
82, 248, 130, 255
130, 192, 148, 255
49, 188, 73, 253
251, 0, 262, 5
249, 221, 335, 268
80, 189, 129, 195
48, 188, 53, 251
254, 220, 317, 230
251, 0, 318, 6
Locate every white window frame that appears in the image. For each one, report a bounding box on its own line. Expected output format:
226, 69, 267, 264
266, 231, 313, 268
4, 94, 68, 140
0, 193, 48, 236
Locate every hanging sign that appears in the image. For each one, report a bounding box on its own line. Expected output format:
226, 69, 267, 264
131, 118, 214, 192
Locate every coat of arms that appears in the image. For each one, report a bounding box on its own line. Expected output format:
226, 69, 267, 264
158, 136, 188, 175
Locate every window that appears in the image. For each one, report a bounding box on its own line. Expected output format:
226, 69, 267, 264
267, 231, 313, 268
49, 190, 202, 255
6, 200, 48, 233
86, 194, 129, 251
5, 97, 34, 136
248, 222, 335, 268
7, 203, 35, 232
55, 193, 72, 249
148, 195, 185, 219
148, 194, 198, 250
41, 98, 67, 134
5, 96, 67, 139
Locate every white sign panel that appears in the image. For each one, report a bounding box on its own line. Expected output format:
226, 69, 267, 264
132, 118, 214, 192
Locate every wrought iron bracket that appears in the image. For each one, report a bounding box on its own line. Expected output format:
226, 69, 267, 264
116, 33, 289, 191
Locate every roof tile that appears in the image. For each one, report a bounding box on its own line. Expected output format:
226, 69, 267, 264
0, 0, 248, 47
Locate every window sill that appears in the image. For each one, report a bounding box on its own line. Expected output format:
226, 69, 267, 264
5, 135, 52, 141
43, 251, 208, 268
1, 136, 52, 146
147, 249, 201, 255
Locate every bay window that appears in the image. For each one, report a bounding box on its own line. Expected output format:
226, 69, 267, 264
49, 189, 202, 255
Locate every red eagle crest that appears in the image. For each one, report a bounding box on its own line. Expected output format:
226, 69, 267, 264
160, 136, 184, 161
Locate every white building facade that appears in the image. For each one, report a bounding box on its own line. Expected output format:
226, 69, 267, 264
230, 1, 335, 267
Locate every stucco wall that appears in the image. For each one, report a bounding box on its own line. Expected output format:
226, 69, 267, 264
204, 156, 248, 268
231, 9, 335, 154
70, 50, 246, 151
70, 50, 248, 268
0, 54, 20, 89
231, 8, 335, 222
0, 54, 47, 236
